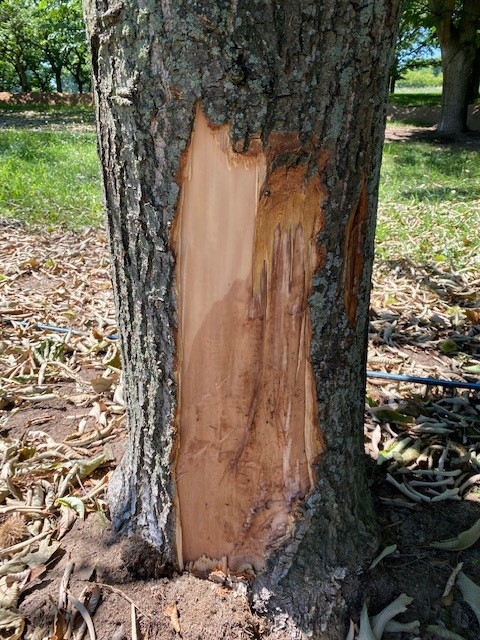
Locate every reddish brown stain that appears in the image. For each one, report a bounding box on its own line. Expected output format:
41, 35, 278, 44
343, 181, 369, 326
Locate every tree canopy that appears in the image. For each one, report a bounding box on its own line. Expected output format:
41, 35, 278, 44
1, 0, 477, 110
390, 0, 439, 93
0, 0, 90, 93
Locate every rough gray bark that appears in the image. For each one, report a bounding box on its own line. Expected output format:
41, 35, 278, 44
429, 0, 480, 134
83, 1, 401, 637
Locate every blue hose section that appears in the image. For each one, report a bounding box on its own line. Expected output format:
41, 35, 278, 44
2, 318, 118, 340
366, 370, 480, 391
3, 317, 479, 391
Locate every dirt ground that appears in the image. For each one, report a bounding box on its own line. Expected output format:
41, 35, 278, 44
1, 100, 480, 640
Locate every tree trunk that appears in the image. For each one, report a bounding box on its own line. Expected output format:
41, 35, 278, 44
430, 0, 480, 134
84, 1, 400, 637
15, 57, 30, 92
54, 68, 63, 93
67, 53, 88, 93
390, 72, 397, 94
439, 40, 475, 132
46, 49, 64, 93
467, 46, 480, 103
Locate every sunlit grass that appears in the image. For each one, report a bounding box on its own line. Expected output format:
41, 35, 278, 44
0, 129, 103, 229
377, 142, 480, 270
389, 92, 442, 108
394, 86, 443, 96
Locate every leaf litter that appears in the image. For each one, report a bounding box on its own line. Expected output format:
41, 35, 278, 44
1, 225, 122, 639
0, 220, 479, 638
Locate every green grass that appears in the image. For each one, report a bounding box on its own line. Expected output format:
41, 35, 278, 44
389, 93, 442, 108
377, 142, 480, 270
0, 102, 94, 117
0, 129, 103, 229
1, 106, 479, 277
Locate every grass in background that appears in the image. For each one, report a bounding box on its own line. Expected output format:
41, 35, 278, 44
377, 142, 480, 270
0, 102, 94, 117
389, 93, 442, 108
1, 103, 479, 276
0, 129, 103, 229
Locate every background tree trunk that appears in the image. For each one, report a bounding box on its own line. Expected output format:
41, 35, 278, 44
439, 39, 475, 133
467, 46, 480, 103
389, 60, 398, 94
429, 0, 480, 133
84, 1, 400, 637
55, 69, 63, 93
15, 58, 31, 92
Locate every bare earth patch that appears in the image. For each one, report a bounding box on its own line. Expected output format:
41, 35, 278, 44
385, 104, 480, 149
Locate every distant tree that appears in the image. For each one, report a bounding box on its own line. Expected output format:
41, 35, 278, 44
36, 0, 90, 93
64, 42, 91, 93
0, 0, 41, 92
0, 0, 91, 93
428, 0, 480, 132
390, 0, 437, 94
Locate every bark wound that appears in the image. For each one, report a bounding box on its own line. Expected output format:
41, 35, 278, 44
343, 182, 369, 326
173, 107, 325, 574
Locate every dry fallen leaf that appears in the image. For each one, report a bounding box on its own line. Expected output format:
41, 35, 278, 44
369, 544, 397, 570
430, 518, 480, 551
370, 593, 414, 639
465, 308, 480, 324
457, 572, 480, 628
164, 603, 181, 634
90, 376, 114, 393
442, 562, 463, 606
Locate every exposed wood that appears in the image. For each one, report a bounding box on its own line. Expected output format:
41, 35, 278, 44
174, 108, 325, 572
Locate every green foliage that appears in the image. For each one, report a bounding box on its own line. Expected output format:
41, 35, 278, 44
378, 142, 480, 270
0, 60, 18, 92
390, 0, 438, 92
0, 129, 103, 229
397, 66, 443, 88
36, 0, 91, 92
0, 0, 91, 93
0, 0, 43, 92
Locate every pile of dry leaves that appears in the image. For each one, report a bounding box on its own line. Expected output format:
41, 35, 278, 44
0, 226, 123, 639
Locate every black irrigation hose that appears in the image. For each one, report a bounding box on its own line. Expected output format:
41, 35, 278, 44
3, 317, 480, 391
